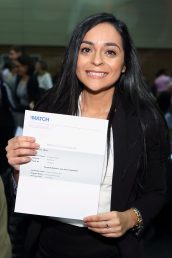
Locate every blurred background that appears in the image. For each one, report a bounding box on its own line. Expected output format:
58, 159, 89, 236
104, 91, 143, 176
0, 0, 172, 82
0, 1, 172, 257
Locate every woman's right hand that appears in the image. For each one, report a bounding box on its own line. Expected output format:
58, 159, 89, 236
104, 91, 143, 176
6, 136, 40, 171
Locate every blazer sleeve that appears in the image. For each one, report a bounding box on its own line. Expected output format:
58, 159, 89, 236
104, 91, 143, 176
132, 114, 170, 233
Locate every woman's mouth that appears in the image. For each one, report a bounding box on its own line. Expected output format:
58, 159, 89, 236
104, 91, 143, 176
86, 71, 108, 79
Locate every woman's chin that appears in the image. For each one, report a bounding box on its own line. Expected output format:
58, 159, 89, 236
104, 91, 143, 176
83, 84, 115, 94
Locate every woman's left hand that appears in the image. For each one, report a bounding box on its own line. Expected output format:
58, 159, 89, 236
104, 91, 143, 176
83, 209, 136, 238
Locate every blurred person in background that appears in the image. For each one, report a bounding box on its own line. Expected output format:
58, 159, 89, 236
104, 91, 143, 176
163, 81, 172, 130
12, 55, 40, 129
8, 46, 25, 62
4, 56, 40, 257
157, 91, 171, 114
1, 60, 18, 90
1, 46, 25, 90
153, 68, 171, 96
35, 59, 53, 94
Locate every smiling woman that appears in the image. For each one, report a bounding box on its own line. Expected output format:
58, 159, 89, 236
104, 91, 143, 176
5, 13, 169, 258
76, 22, 125, 96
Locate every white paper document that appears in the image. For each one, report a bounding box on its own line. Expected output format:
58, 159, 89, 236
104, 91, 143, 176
15, 110, 108, 220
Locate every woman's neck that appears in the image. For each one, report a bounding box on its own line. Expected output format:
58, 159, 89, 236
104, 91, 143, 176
80, 88, 115, 119
21, 74, 29, 81
38, 70, 46, 75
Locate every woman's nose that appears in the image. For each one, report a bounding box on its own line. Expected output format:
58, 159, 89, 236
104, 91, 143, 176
91, 52, 103, 66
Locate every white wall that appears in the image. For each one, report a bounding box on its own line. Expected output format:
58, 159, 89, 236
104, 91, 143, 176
0, 0, 171, 48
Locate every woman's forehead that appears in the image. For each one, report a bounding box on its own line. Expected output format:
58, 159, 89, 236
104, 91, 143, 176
82, 23, 123, 47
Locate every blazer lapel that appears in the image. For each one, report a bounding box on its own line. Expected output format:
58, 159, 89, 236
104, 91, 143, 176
111, 100, 143, 210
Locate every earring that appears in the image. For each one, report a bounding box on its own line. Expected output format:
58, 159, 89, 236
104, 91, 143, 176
122, 65, 126, 73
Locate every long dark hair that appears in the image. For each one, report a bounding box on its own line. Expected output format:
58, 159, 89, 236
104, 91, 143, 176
35, 13, 169, 175
16, 55, 35, 76
36, 13, 157, 115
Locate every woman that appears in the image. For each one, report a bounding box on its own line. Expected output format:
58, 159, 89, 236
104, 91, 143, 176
35, 60, 53, 93
12, 55, 39, 128
6, 13, 169, 258
1, 45, 24, 90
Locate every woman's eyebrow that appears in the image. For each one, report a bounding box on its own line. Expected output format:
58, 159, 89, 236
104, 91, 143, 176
105, 42, 120, 49
81, 40, 120, 49
81, 40, 94, 45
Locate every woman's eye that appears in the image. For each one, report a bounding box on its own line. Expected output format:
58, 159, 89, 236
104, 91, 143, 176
106, 50, 116, 56
80, 47, 91, 54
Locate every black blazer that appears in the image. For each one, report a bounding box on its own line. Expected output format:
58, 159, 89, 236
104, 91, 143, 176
110, 98, 168, 257
14, 75, 40, 112
24, 95, 169, 258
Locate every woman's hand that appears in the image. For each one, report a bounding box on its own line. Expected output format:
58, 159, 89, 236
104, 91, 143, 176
83, 209, 137, 238
6, 136, 40, 171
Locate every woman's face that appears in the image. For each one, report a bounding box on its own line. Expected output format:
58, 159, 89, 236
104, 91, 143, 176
8, 50, 21, 61
35, 62, 41, 72
15, 61, 28, 76
76, 22, 125, 93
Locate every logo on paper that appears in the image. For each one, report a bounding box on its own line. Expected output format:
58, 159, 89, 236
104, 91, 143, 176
31, 115, 50, 122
